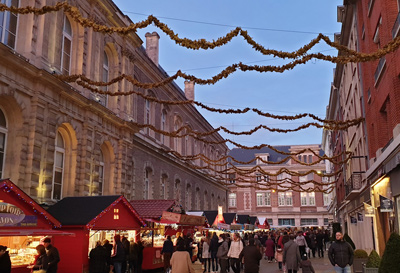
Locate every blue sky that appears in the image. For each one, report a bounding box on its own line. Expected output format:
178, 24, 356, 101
113, 0, 342, 149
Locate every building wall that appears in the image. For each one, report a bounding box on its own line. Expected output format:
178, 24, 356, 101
0, 0, 227, 209
228, 145, 332, 228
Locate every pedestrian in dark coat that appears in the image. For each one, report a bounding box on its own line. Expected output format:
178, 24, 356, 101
209, 233, 219, 272
161, 236, 174, 272
300, 253, 315, 273
328, 232, 354, 273
316, 230, 325, 258
31, 245, 49, 272
129, 241, 140, 273
216, 234, 229, 273
43, 237, 60, 273
121, 236, 130, 273
239, 238, 262, 273
264, 235, 275, 262
0, 245, 11, 273
103, 239, 113, 273
283, 235, 301, 273
112, 235, 125, 273
89, 241, 108, 273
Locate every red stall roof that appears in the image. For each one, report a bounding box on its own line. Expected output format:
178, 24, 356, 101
130, 199, 178, 220
0, 179, 62, 232
47, 195, 145, 229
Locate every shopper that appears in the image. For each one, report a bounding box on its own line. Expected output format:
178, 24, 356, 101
216, 234, 229, 273
161, 236, 174, 273
121, 236, 130, 273
0, 245, 11, 273
295, 231, 308, 257
227, 233, 243, 273
89, 241, 108, 273
170, 240, 194, 273
283, 235, 301, 273
102, 239, 113, 273
300, 253, 315, 273
43, 237, 60, 273
275, 245, 284, 271
328, 232, 354, 273
239, 238, 262, 273
202, 236, 211, 273
316, 230, 325, 258
209, 232, 219, 273
112, 235, 125, 273
29, 245, 49, 272
265, 235, 275, 262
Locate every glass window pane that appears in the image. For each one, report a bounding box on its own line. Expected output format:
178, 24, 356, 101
0, 110, 5, 128
56, 132, 64, 148
64, 17, 71, 35
53, 184, 61, 200
54, 170, 63, 184
55, 152, 64, 168
0, 133, 4, 150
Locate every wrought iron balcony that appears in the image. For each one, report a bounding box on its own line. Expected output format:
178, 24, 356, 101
392, 11, 400, 38
345, 173, 363, 200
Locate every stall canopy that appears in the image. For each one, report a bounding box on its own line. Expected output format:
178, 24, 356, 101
237, 215, 250, 224
0, 179, 71, 236
130, 199, 182, 222
47, 195, 144, 229
223, 213, 237, 225
249, 216, 258, 226
203, 211, 219, 227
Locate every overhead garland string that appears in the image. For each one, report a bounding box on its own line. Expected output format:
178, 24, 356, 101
1, 2, 400, 62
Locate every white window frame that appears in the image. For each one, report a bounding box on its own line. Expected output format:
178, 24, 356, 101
161, 110, 166, 145
301, 192, 308, 206
0, 0, 18, 49
256, 192, 271, 207
144, 169, 150, 199
160, 175, 166, 199
61, 17, 72, 75
98, 158, 104, 196
51, 132, 65, 200
228, 193, 237, 207
0, 108, 8, 179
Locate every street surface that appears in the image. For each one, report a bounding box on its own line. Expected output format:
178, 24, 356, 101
192, 256, 335, 273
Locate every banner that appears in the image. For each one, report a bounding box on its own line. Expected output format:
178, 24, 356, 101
364, 202, 375, 217
379, 195, 393, 212
357, 212, 363, 222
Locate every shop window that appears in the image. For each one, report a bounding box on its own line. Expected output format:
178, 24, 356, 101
228, 193, 236, 207
278, 218, 295, 226
61, 16, 72, 75
0, 0, 18, 49
300, 218, 318, 226
52, 132, 65, 200
324, 218, 329, 226
0, 108, 7, 179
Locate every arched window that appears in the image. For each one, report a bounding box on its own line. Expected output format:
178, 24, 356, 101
145, 99, 151, 134
144, 168, 151, 200
52, 132, 65, 200
160, 174, 167, 199
161, 110, 167, 145
175, 179, 181, 202
91, 151, 104, 196
97, 51, 109, 106
61, 17, 72, 75
0, 108, 7, 179
195, 188, 200, 210
0, 0, 18, 49
204, 191, 208, 210
185, 184, 191, 210
211, 194, 215, 209
174, 116, 182, 154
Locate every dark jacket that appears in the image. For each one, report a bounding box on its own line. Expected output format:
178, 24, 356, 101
300, 259, 315, 273
209, 236, 219, 253
161, 239, 174, 254
103, 242, 113, 265
33, 254, 49, 271
316, 233, 325, 247
239, 245, 262, 273
112, 241, 125, 263
46, 244, 60, 273
283, 240, 301, 271
328, 240, 354, 268
216, 239, 229, 259
89, 246, 108, 273
0, 251, 11, 273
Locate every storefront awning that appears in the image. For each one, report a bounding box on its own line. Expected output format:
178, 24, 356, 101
0, 229, 75, 236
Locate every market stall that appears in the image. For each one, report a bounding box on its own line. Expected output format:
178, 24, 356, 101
47, 195, 144, 273
0, 179, 72, 273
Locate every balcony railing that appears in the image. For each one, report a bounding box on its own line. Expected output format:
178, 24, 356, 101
392, 11, 400, 38
345, 173, 363, 199
374, 57, 386, 86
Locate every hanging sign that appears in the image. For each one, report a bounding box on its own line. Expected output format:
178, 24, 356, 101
379, 195, 393, 212
0, 202, 26, 226
364, 202, 375, 217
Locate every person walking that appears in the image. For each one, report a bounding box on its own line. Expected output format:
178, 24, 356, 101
239, 238, 262, 273
43, 237, 60, 273
300, 253, 315, 273
29, 245, 49, 272
295, 232, 308, 257
209, 233, 219, 273
264, 235, 275, 262
308, 232, 316, 258
103, 239, 113, 273
161, 236, 174, 273
328, 232, 354, 273
283, 235, 301, 273
170, 240, 194, 273
275, 245, 284, 271
216, 234, 229, 273
227, 233, 243, 273
316, 230, 325, 258
89, 241, 108, 273
112, 235, 126, 273
121, 236, 130, 273
202, 236, 211, 273
0, 245, 11, 273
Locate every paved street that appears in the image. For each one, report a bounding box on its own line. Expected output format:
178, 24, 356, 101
193, 256, 335, 273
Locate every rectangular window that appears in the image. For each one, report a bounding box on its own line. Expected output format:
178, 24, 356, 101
0, 0, 18, 49
267, 219, 273, 225
264, 192, 271, 206
324, 193, 330, 206
300, 218, 318, 226
309, 192, 315, 205
256, 193, 263, 206
256, 173, 262, 182
301, 192, 308, 206
278, 192, 285, 206
286, 192, 293, 206
324, 218, 329, 226
256, 192, 271, 206
229, 193, 236, 207
278, 218, 295, 226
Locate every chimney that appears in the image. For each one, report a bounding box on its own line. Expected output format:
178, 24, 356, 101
145, 32, 160, 66
184, 80, 195, 101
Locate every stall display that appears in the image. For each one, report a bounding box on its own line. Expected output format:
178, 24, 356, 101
47, 195, 144, 273
0, 179, 70, 273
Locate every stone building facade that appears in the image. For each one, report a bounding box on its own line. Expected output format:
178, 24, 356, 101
227, 145, 332, 228
0, 0, 228, 210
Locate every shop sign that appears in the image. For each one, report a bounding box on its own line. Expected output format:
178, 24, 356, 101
357, 212, 363, 222
364, 202, 375, 217
0, 202, 26, 226
179, 214, 205, 226
217, 223, 230, 230
379, 195, 393, 212
161, 211, 181, 223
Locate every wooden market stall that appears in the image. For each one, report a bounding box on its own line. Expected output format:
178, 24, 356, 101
47, 195, 144, 273
0, 179, 72, 273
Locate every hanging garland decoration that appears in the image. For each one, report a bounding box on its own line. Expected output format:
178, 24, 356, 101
68, 76, 364, 126
2, 3, 400, 64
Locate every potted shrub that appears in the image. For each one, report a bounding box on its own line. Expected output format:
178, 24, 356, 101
353, 249, 368, 273
363, 250, 380, 273
379, 233, 400, 273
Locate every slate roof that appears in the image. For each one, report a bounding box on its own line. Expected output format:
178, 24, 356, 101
237, 215, 250, 224
223, 213, 236, 225
228, 145, 324, 165
47, 195, 121, 225
203, 211, 218, 225
130, 199, 177, 219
